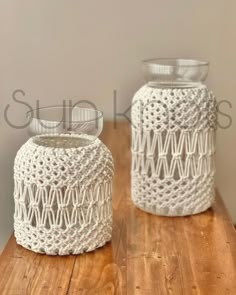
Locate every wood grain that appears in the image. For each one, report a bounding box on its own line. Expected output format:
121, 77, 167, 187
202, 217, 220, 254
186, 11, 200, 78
0, 121, 236, 294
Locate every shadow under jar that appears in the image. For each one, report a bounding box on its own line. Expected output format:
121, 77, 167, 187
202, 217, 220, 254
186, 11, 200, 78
131, 58, 217, 216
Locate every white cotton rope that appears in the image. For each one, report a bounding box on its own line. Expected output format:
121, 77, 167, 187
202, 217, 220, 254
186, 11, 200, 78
13, 134, 114, 255
131, 85, 217, 216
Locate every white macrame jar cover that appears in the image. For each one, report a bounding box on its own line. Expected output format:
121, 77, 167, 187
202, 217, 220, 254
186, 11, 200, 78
131, 85, 217, 216
14, 134, 114, 255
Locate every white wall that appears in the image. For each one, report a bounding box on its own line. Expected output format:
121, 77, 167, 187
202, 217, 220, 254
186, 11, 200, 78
0, 0, 235, 251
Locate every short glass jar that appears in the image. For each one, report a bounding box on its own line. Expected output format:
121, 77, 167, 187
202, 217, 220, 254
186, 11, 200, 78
14, 106, 114, 255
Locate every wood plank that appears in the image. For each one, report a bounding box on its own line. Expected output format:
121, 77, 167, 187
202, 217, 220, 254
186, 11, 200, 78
0, 121, 236, 294
0, 235, 76, 295
67, 122, 129, 294
126, 194, 236, 295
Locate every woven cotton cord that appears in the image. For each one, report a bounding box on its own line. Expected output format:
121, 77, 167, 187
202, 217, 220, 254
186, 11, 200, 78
131, 85, 217, 216
132, 129, 215, 179
14, 134, 114, 255
14, 182, 112, 229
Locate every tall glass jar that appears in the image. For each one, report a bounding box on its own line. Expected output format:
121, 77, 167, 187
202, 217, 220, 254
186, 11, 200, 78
131, 58, 217, 216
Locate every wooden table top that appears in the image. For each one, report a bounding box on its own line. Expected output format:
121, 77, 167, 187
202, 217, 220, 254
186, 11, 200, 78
0, 121, 236, 295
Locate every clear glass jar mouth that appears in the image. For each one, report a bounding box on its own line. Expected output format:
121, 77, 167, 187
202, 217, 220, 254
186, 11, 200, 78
26, 105, 103, 123
142, 58, 209, 88
26, 105, 103, 137
142, 58, 209, 68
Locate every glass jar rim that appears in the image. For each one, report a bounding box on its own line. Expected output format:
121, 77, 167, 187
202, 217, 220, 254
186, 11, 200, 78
27, 105, 104, 137
142, 58, 209, 68
26, 105, 103, 124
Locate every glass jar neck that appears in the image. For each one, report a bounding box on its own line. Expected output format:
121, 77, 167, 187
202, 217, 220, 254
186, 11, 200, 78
147, 81, 205, 89
143, 58, 209, 89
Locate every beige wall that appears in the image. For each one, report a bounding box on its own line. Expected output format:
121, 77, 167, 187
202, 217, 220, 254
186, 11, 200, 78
0, 0, 235, 251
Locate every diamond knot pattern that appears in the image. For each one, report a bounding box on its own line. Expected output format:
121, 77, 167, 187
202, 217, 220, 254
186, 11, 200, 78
13, 134, 114, 255
131, 85, 216, 216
